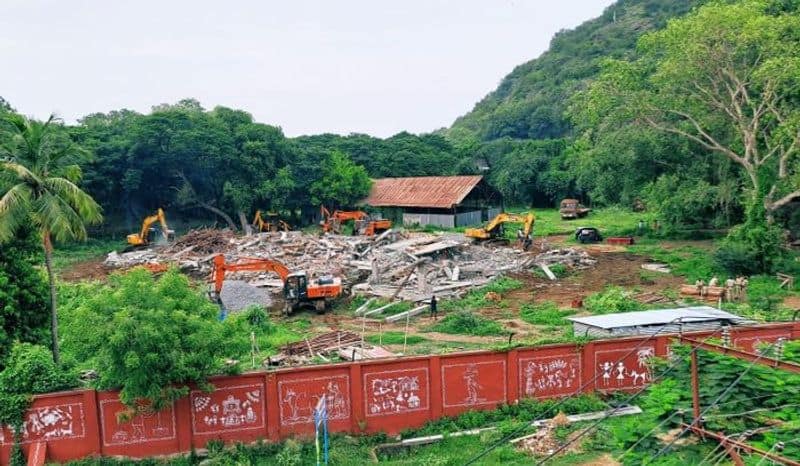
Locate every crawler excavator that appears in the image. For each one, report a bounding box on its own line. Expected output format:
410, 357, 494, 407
252, 210, 290, 233
210, 254, 342, 315
464, 212, 535, 250
126, 208, 175, 249
320, 206, 391, 236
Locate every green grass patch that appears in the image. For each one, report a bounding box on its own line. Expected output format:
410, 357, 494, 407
440, 277, 523, 312
532, 263, 569, 279
519, 301, 575, 326
583, 286, 640, 315
628, 243, 719, 282
52, 238, 124, 273
366, 332, 427, 346
428, 311, 505, 336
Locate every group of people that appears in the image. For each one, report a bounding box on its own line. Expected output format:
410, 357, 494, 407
694, 275, 749, 301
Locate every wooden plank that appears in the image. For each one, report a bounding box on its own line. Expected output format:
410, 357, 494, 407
539, 264, 557, 281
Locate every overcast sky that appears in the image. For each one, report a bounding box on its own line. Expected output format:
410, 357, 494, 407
2, 0, 615, 137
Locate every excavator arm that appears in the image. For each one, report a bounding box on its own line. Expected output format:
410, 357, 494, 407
212, 254, 290, 294
128, 208, 174, 247
465, 212, 535, 250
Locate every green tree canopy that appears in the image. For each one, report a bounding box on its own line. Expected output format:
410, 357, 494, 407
579, 0, 800, 222
63, 269, 231, 409
310, 151, 372, 208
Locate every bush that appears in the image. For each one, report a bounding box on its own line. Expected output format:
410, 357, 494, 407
520, 302, 574, 326
714, 241, 764, 276
0, 343, 78, 428
429, 311, 505, 336
584, 286, 639, 314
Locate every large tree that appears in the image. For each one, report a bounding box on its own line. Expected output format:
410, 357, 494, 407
0, 114, 102, 363
580, 0, 800, 223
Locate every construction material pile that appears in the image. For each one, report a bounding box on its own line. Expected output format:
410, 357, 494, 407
268, 330, 395, 366
104, 229, 595, 304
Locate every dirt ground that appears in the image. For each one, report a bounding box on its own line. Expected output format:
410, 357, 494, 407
59, 258, 111, 282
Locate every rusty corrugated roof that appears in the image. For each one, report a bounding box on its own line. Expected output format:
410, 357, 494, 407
363, 176, 484, 209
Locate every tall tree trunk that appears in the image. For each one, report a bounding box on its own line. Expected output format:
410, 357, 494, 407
238, 211, 252, 236
43, 232, 60, 364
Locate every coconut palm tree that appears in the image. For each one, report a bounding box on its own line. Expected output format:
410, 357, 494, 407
0, 113, 102, 363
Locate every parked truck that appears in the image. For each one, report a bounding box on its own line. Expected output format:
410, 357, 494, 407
559, 199, 591, 220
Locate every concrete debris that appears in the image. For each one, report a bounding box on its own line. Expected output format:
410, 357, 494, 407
103, 228, 598, 306
641, 263, 671, 273
533, 248, 596, 268
220, 280, 272, 312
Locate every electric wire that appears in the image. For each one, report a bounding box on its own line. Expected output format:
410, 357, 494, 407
614, 410, 682, 462
462, 318, 721, 465
648, 339, 781, 463
536, 331, 735, 465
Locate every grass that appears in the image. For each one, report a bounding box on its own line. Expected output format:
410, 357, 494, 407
508, 206, 654, 238
366, 332, 427, 346
440, 277, 523, 312
583, 286, 641, 315
627, 243, 719, 282
52, 238, 124, 273
519, 302, 574, 326
427, 310, 506, 336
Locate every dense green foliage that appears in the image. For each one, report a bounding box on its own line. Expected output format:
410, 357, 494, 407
0, 228, 49, 363
60, 268, 231, 408
0, 343, 77, 428
429, 310, 506, 336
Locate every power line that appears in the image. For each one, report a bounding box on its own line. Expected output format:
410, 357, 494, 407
648, 339, 781, 463
615, 410, 682, 462
534, 337, 720, 465
463, 318, 718, 465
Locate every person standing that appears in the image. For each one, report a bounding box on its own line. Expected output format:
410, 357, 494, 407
430, 295, 438, 320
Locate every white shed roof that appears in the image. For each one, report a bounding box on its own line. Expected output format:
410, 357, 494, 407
567, 306, 749, 330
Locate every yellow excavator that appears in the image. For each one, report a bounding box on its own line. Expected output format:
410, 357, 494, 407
465, 212, 535, 250
126, 208, 175, 248
252, 210, 290, 233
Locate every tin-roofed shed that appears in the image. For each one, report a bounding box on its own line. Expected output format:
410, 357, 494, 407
568, 306, 751, 338
362, 175, 502, 228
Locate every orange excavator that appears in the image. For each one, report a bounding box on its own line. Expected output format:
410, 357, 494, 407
319, 206, 391, 236
210, 254, 342, 314
252, 210, 290, 233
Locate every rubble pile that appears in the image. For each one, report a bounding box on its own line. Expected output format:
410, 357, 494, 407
104, 229, 597, 304
533, 248, 596, 268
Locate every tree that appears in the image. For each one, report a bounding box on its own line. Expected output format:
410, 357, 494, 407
582, 0, 800, 223
0, 114, 102, 363
64, 269, 231, 409
310, 151, 372, 208
0, 227, 49, 364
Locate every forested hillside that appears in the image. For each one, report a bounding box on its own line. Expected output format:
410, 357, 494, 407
448, 0, 705, 142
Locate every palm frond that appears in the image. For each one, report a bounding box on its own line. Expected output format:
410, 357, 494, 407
1, 161, 41, 186
34, 192, 88, 242
42, 177, 103, 224
0, 183, 33, 243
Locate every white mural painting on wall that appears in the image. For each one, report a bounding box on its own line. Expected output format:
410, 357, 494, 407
364, 368, 429, 417
520, 355, 580, 398
441, 360, 507, 408
190, 384, 265, 435
101, 399, 176, 446
279, 375, 350, 426
1, 404, 86, 444
596, 346, 655, 388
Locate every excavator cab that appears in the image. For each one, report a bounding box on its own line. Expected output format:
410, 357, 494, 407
284, 271, 309, 304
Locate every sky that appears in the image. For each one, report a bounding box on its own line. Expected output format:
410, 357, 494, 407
1, 0, 615, 137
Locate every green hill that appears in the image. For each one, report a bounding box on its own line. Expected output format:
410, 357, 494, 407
448, 0, 704, 142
